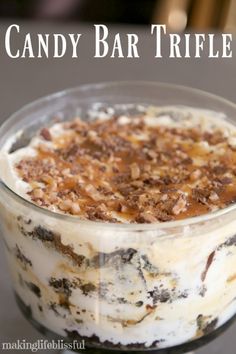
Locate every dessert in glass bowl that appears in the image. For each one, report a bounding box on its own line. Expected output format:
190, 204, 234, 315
1, 82, 236, 354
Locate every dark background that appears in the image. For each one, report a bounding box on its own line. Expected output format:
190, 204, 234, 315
0, 0, 234, 31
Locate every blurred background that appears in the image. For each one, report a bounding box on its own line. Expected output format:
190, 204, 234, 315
0, 0, 236, 32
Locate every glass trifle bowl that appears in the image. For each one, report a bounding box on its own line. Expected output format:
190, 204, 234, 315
1, 82, 236, 354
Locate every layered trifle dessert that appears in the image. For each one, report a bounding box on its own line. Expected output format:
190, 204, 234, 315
1, 100, 236, 351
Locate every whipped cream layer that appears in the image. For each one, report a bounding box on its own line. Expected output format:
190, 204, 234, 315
1, 105, 236, 350
2, 195, 236, 349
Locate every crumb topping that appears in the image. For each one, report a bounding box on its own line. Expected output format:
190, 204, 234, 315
14, 110, 236, 223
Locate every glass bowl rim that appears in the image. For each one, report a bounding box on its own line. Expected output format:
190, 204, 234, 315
1, 80, 236, 231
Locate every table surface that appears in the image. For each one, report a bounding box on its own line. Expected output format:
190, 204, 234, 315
0, 21, 236, 354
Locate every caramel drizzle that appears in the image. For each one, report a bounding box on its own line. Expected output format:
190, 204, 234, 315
15, 115, 236, 223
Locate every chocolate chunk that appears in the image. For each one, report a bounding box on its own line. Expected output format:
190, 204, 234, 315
224, 235, 236, 247
182, 157, 193, 165
203, 318, 218, 334
197, 314, 218, 335
65, 329, 80, 339
80, 283, 96, 296
199, 285, 207, 297
19, 224, 86, 267
177, 290, 188, 299
49, 302, 60, 316
148, 287, 171, 304
51, 299, 72, 313
33, 226, 55, 242
112, 173, 130, 185
143, 177, 160, 186
192, 188, 210, 204
64, 330, 163, 350
90, 248, 137, 267
59, 295, 70, 310
141, 255, 159, 276
15, 245, 32, 268
155, 210, 173, 222
146, 304, 157, 311
54, 237, 86, 267
26, 282, 41, 298
201, 251, 215, 282
49, 277, 73, 296
212, 165, 227, 175
218, 234, 236, 251
218, 177, 233, 185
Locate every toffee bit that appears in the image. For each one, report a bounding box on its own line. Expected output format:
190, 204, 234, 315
71, 202, 81, 215
190, 169, 202, 182
209, 191, 219, 202
40, 128, 52, 141
172, 196, 187, 215
192, 188, 210, 205
85, 184, 103, 201
182, 157, 193, 165
143, 164, 151, 172
146, 150, 157, 160
130, 163, 141, 180
59, 200, 73, 212
218, 177, 233, 185
13, 108, 236, 223
32, 188, 44, 199
136, 212, 158, 223
212, 165, 227, 175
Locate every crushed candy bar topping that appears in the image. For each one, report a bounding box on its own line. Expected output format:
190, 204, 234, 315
14, 108, 236, 223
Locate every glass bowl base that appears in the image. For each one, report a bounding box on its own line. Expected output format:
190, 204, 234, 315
15, 293, 236, 354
